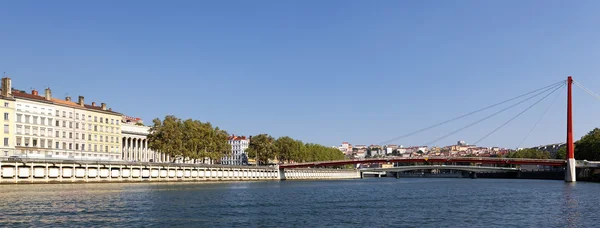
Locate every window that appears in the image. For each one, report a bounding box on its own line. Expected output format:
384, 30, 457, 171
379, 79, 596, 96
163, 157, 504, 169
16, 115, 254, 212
69, 122, 72, 128
63, 142, 66, 149
17, 114, 22, 122
94, 145, 97, 151
100, 136, 103, 142
62, 131, 66, 138
41, 117, 46, 125
40, 139, 45, 148
105, 118, 108, 124
56, 110, 59, 116
111, 119, 114, 124
76, 113, 79, 120
88, 124, 91, 130
40, 127, 45, 136
69, 143, 72, 150
82, 144, 85, 151
55, 142, 59, 149
62, 111, 66, 117
69, 133, 72, 139
55, 131, 59, 137
3, 138, 8, 146
69, 112, 72, 118
75, 144, 79, 150
33, 116, 38, 125
88, 134, 91, 141
82, 134, 85, 140
33, 139, 37, 147
48, 118, 53, 126
76, 133, 79, 139
16, 137, 21, 146
62, 121, 66, 127
3, 112, 8, 121
88, 115, 91, 121
56, 120, 59, 126
94, 116, 97, 122
47, 139, 52, 148
32, 127, 38, 135
3, 124, 8, 133
76, 123, 79, 129
24, 126, 30, 135
94, 125, 98, 131
94, 135, 97, 141
4, 102, 8, 107
106, 146, 108, 152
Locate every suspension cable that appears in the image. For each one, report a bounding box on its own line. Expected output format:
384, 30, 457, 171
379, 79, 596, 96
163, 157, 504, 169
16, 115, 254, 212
515, 85, 564, 149
574, 80, 600, 102
474, 83, 565, 146
378, 80, 566, 145
422, 82, 564, 146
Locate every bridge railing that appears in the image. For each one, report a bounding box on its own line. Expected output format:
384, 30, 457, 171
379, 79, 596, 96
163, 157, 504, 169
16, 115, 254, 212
279, 156, 567, 168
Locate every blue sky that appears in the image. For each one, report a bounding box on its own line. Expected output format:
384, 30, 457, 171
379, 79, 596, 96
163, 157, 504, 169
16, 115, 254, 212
1, 1, 600, 148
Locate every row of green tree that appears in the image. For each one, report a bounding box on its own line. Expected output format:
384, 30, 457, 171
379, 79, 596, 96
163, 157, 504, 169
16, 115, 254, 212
147, 115, 230, 163
147, 116, 345, 165
507, 128, 600, 160
246, 134, 345, 165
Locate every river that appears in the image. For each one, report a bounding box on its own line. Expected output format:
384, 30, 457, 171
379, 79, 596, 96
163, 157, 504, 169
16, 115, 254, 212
0, 178, 598, 227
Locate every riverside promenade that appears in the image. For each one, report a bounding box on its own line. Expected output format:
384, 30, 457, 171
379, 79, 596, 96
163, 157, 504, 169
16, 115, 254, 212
0, 158, 360, 184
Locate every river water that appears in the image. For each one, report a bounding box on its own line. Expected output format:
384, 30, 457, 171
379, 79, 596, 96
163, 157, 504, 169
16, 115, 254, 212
0, 178, 598, 227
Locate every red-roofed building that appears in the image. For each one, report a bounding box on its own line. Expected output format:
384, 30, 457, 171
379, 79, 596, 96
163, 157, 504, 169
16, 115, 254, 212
221, 134, 249, 165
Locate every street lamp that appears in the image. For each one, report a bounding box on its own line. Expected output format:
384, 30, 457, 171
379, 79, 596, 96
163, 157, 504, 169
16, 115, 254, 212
25, 142, 29, 159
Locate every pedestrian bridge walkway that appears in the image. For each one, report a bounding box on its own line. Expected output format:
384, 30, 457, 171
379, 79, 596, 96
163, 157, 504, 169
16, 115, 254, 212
361, 165, 520, 173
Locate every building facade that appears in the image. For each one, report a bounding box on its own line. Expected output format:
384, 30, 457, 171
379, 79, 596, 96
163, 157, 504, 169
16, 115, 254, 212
5, 77, 123, 160
0, 78, 15, 156
221, 134, 248, 165
121, 120, 169, 162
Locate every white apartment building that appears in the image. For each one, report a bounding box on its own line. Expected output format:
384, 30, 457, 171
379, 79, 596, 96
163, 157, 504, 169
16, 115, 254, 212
221, 134, 249, 165
7, 77, 123, 160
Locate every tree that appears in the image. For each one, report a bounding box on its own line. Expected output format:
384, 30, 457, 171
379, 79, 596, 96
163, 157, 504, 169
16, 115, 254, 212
507, 148, 550, 159
135, 122, 145, 126
147, 116, 184, 162
574, 128, 600, 161
275, 136, 303, 163
147, 115, 229, 164
246, 134, 275, 165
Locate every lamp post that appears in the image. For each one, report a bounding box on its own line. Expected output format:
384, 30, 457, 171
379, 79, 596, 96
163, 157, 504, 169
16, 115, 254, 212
25, 142, 29, 160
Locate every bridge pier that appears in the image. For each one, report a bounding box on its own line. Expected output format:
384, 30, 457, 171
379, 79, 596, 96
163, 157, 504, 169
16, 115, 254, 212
469, 172, 477, 179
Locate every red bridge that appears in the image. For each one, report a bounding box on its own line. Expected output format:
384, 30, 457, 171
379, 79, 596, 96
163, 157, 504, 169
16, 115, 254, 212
279, 156, 566, 168
280, 76, 600, 182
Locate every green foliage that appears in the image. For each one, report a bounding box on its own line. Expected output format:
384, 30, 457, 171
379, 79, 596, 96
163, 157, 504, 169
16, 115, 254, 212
135, 122, 145, 126
555, 146, 566, 159
246, 134, 276, 165
507, 148, 551, 159
247, 135, 345, 165
147, 115, 229, 163
574, 128, 600, 160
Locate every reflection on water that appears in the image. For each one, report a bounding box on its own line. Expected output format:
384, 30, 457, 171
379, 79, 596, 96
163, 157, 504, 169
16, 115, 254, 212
0, 179, 599, 227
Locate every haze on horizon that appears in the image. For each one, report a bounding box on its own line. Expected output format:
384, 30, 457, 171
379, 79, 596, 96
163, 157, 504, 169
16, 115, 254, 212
1, 1, 600, 149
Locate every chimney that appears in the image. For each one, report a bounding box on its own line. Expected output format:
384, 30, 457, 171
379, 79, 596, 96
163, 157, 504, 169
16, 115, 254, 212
1, 78, 11, 97
78, 96, 84, 107
101, 103, 107, 110
108, 108, 112, 111
45, 88, 51, 100
91, 102, 96, 106
32, 89, 38, 96
65, 96, 71, 101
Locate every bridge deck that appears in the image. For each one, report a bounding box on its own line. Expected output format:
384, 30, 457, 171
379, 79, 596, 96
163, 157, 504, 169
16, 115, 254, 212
280, 156, 567, 168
